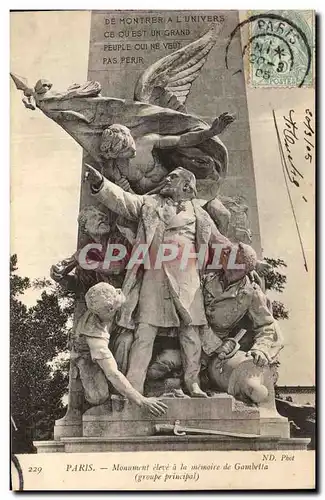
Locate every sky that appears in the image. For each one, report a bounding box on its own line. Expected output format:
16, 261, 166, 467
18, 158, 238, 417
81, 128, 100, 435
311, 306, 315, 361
10, 10, 315, 385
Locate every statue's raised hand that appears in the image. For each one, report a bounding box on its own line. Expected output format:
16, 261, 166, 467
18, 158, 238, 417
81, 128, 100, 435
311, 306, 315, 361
210, 112, 235, 136
84, 164, 103, 188
50, 263, 65, 282
50, 255, 76, 282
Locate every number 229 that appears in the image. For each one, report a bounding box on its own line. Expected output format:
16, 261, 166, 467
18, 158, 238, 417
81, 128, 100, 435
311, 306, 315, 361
28, 466, 42, 474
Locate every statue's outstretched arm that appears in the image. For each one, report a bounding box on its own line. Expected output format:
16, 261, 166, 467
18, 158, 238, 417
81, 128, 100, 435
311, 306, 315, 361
147, 112, 235, 149
93, 353, 168, 416
50, 255, 78, 292
85, 165, 144, 221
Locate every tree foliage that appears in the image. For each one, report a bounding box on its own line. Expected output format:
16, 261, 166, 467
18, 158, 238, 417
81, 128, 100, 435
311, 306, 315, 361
263, 257, 289, 321
10, 255, 72, 453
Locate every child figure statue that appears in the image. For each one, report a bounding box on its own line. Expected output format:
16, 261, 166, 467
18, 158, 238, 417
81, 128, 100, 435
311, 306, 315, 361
73, 282, 168, 417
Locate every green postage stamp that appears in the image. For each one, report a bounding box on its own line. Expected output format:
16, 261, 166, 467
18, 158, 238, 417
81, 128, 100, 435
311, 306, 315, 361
247, 11, 315, 88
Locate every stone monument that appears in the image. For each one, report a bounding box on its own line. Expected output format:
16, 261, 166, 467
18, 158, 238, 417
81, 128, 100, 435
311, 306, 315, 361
11, 12, 310, 452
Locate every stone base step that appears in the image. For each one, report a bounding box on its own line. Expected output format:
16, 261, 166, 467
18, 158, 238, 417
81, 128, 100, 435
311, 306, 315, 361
54, 394, 291, 440
34, 434, 310, 453
82, 395, 289, 439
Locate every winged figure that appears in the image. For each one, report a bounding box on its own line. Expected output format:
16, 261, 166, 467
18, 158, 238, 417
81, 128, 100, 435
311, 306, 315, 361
11, 25, 234, 200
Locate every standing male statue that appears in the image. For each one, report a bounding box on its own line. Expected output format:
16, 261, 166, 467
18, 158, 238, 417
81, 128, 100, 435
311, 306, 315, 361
85, 165, 230, 398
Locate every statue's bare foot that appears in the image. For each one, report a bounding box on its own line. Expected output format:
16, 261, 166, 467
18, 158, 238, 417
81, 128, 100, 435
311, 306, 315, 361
188, 383, 209, 398
161, 389, 190, 399
206, 391, 219, 398
174, 389, 191, 399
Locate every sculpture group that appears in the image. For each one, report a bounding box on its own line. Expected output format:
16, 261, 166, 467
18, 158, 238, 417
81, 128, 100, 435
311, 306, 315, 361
12, 25, 284, 424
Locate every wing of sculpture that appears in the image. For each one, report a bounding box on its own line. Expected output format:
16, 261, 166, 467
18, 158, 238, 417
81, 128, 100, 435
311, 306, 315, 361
10, 72, 209, 165
134, 25, 218, 112
10, 25, 229, 199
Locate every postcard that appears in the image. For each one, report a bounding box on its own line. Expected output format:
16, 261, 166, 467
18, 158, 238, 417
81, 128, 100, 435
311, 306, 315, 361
10, 9, 315, 490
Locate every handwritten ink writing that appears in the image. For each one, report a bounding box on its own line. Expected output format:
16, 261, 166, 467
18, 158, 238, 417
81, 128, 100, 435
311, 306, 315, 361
282, 109, 303, 187
303, 109, 314, 163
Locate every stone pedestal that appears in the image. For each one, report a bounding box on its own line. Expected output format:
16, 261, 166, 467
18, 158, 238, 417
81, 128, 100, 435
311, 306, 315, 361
35, 393, 310, 452
82, 394, 290, 439
54, 412, 83, 439
35, 434, 310, 453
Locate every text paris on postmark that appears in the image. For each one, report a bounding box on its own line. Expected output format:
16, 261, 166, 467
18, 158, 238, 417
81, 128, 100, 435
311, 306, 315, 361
226, 11, 314, 88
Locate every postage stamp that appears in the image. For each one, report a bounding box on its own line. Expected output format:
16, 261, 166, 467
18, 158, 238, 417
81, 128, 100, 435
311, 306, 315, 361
249, 11, 314, 88
226, 10, 315, 88
10, 9, 316, 491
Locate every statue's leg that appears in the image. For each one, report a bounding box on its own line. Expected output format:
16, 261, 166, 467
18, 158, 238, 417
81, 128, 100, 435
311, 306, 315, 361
147, 351, 180, 380
54, 353, 85, 438
77, 355, 110, 406
66, 357, 85, 417
126, 323, 158, 393
179, 325, 208, 397
54, 299, 88, 437
110, 328, 134, 375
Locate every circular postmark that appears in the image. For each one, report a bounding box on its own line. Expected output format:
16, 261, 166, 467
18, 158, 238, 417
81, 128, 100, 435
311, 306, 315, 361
11, 454, 24, 491
225, 12, 314, 88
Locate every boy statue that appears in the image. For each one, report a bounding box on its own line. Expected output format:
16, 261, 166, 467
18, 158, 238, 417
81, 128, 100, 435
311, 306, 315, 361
73, 282, 168, 417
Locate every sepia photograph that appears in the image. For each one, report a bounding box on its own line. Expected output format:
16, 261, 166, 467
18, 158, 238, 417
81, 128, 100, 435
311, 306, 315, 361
10, 8, 315, 490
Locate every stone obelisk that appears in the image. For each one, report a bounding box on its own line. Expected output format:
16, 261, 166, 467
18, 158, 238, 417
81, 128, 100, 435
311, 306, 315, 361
54, 9, 263, 441
85, 10, 262, 252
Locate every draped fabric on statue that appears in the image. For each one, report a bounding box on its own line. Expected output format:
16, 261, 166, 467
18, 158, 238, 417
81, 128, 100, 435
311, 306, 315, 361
36, 92, 228, 186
